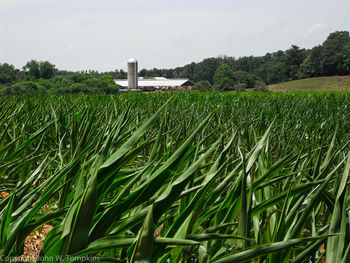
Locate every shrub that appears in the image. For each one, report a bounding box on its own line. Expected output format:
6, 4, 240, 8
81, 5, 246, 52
2, 81, 45, 94
213, 64, 236, 91
234, 82, 247, 92
82, 75, 119, 94
254, 81, 269, 92
192, 80, 214, 91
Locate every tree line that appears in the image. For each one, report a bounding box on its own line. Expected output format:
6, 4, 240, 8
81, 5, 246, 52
140, 31, 350, 87
1, 31, 350, 94
0, 60, 119, 94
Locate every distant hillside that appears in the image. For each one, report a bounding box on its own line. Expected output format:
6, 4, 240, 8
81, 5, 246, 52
136, 31, 350, 86
268, 76, 350, 92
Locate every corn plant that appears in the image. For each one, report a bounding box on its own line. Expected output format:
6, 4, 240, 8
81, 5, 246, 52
0, 92, 349, 262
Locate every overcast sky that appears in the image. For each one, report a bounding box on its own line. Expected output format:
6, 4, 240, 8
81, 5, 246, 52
0, 0, 349, 72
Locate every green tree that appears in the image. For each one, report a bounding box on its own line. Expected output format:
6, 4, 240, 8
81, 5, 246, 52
69, 83, 89, 93
234, 71, 262, 89
300, 46, 323, 78
192, 58, 222, 83
139, 69, 147, 78
39, 61, 56, 79
234, 82, 247, 92
116, 69, 127, 79
321, 31, 350, 75
23, 60, 41, 80
285, 45, 308, 79
213, 64, 235, 91
3, 81, 45, 94
69, 73, 91, 83
82, 75, 119, 94
266, 62, 288, 84
254, 81, 268, 92
0, 63, 18, 84
192, 80, 214, 91
343, 43, 350, 73
23, 60, 56, 80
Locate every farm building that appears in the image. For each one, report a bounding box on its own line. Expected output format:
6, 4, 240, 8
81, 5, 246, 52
115, 58, 193, 91
115, 77, 193, 91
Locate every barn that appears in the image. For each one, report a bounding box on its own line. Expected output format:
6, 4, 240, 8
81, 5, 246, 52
115, 58, 193, 91
115, 77, 193, 91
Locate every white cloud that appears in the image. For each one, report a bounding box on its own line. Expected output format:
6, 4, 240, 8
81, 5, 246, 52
303, 23, 328, 38
1, 0, 350, 71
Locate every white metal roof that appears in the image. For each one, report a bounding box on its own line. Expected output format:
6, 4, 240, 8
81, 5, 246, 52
115, 78, 190, 88
128, 58, 137, 63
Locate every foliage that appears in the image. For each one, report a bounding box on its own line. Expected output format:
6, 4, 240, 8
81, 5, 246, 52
299, 46, 323, 78
212, 67, 261, 91
235, 71, 262, 89
300, 31, 350, 78
2, 81, 45, 94
136, 31, 349, 85
0, 30, 349, 95
82, 75, 119, 94
321, 31, 350, 75
0, 63, 19, 85
253, 81, 269, 92
40, 61, 57, 79
342, 43, 350, 72
1, 31, 350, 92
233, 82, 247, 91
0, 92, 349, 262
192, 80, 214, 91
213, 64, 236, 91
23, 60, 56, 80
1, 74, 119, 95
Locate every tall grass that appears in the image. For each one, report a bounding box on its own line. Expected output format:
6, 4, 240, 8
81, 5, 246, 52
0, 92, 349, 262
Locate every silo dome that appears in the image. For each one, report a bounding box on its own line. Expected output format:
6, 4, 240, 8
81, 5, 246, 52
128, 58, 137, 63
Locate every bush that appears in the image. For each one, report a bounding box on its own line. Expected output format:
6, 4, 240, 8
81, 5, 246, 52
254, 81, 269, 92
234, 82, 247, 92
0, 63, 18, 85
192, 80, 214, 91
82, 76, 119, 94
1, 74, 120, 95
234, 71, 262, 89
69, 83, 90, 94
68, 73, 91, 84
2, 81, 45, 95
213, 64, 236, 91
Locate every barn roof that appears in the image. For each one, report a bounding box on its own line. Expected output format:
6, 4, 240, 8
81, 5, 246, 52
115, 78, 191, 88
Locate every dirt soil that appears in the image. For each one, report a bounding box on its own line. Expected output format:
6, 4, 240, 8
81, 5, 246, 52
17, 224, 53, 261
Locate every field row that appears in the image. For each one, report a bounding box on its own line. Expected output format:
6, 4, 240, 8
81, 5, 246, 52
0, 92, 349, 262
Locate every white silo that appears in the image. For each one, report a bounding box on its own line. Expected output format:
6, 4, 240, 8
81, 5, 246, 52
127, 58, 138, 89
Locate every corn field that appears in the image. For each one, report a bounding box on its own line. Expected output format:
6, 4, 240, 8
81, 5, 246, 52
0, 92, 349, 263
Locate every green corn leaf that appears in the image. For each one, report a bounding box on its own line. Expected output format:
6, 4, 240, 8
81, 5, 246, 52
130, 206, 154, 263
211, 236, 331, 263
326, 152, 350, 263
